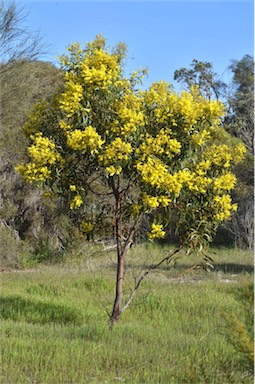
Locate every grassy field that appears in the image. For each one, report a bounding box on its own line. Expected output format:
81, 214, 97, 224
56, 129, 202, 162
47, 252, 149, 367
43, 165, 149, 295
0, 243, 254, 383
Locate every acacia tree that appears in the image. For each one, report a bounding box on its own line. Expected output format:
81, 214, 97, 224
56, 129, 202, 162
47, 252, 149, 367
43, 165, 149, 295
17, 36, 246, 324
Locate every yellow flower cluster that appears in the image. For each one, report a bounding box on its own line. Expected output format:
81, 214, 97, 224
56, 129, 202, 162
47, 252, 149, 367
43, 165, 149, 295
59, 120, 72, 130
233, 143, 247, 164
191, 129, 211, 146
213, 194, 237, 221
99, 138, 132, 167
16, 162, 51, 183
80, 49, 120, 90
136, 157, 169, 189
16, 133, 61, 183
70, 194, 83, 209
80, 221, 94, 233
203, 144, 233, 168
213, 173, 236, 191
144, 81, 169, 107
187, 175, 212, 194
112, 91, 144, 135
60, 72, 83, 117
66, 126, 104, 154
137, 130, 181, 159
28, 133, 61, 165
203, 142, 246, 170
105, 165, 122, 176
59, 42, 84, 70
148, 223, 166, 241
143, 193, 171, 209
136, 157, 183, 196
144, 82, 224, 132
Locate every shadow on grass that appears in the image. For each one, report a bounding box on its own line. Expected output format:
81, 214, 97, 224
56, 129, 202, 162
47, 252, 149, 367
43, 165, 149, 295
122, 261, 254, 275
213, 263, 254, 274
0, 296, 83, 325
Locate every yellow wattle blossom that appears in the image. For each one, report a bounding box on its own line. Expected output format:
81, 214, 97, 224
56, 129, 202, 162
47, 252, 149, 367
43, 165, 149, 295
143, 82, 225, 132
158, 195, 172, 207
15, 162, 51, 183
142, 193, 172, 210
80, 48, 120, 90
213, 173, 236, 191
148, 223, 166, 241
70, 194, 83, 209
80, 221, 94, 233
203, 144, 233, 168
66, 126, 104, 154
163, 173, 183, 196
60, 72, 83, 117
143, 194, 160, 209
59, 120, 72, 130
191, 129, 211, 146
233, 143, 247, 164
136, 157, 169, 189
131, 204, 142, 216
99, 138, 132, 166
112, 91, 144, 135
213, 194, 237, 221
105, 165, 122, 176
176, 169, 193, 184
69, 185, 77, 191
187, 174, 212, 194
136, 157, 183, 196
28, 133, 61, 165
196, 160, 211, 172
136, 130, 181, 159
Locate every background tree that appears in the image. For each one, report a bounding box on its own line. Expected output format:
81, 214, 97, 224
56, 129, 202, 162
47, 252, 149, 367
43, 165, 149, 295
0, 0, 45, 71
223, 55, 254, 249
174, 59, 226, 100
173, 56, 254, 249
17, 36, 246, 323
226, 54, 254, 152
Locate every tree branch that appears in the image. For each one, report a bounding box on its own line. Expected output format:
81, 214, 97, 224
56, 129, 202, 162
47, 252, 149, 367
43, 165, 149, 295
121, 246, 182, 313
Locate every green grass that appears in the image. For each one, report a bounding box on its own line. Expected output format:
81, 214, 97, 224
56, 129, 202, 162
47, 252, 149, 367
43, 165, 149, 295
0, 244, 254, 383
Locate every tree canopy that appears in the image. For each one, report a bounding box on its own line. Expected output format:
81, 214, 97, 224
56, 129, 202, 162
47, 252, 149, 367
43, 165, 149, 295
16, 35, 247, 322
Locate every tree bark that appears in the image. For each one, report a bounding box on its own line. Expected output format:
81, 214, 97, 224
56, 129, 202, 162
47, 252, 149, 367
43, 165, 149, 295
110, 194, 124, 324
109, 177, 136, 325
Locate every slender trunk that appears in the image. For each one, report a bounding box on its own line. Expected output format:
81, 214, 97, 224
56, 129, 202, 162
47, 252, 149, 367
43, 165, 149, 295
110, 196, 124, 324
109, 177, 135, 325
110, 246, 124, 324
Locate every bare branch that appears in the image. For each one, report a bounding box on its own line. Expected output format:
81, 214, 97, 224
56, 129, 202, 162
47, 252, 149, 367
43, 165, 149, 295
121, 246, 182, 313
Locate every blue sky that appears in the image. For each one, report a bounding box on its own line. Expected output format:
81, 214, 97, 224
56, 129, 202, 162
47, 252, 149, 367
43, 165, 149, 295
20, 0, 254, 90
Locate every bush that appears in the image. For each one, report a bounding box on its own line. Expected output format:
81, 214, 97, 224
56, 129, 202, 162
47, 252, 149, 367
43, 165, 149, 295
0, 223, 31, 268
223, 282, 254, 371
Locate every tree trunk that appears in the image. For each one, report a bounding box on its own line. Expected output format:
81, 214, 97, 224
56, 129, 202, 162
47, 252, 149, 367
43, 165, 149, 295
109, 178, 135, 325
110, 246, 125, 324
110, 188, 124, 325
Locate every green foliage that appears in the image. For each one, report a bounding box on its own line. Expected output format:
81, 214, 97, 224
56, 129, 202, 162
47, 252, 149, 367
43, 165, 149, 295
223, 283, 254, 370
0, 224, 31, 268
174, 58, 226, 99
0, 59, 82, 265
